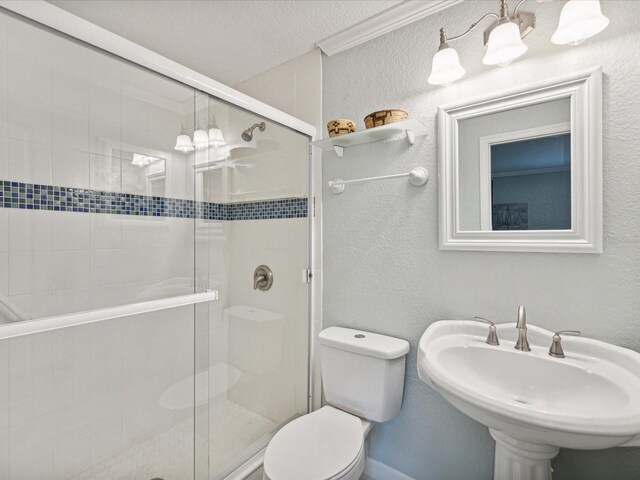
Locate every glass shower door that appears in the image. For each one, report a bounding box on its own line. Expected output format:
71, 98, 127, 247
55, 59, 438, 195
196, 97, 311, 478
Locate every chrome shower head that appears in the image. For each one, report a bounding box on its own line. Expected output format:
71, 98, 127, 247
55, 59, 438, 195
241, 122, 266, 142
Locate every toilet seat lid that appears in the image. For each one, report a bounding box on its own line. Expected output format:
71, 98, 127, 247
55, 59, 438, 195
264, 406, 364, 480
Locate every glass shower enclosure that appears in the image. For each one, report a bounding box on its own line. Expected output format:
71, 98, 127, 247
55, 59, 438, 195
0, 8, 311, 480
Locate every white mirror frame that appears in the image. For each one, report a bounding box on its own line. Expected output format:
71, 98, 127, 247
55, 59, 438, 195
438, 67, 603, 254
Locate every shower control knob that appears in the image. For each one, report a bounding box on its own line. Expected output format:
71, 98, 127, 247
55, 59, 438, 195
253, 265, 273, 291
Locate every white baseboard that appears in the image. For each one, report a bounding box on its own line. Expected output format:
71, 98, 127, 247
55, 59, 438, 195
364, 458, 415, 480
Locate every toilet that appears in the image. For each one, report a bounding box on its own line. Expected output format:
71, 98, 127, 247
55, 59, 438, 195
263, 326, 410, 480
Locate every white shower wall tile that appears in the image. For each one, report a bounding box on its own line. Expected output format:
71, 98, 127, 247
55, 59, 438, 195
52, 211, 91, 251
51, 250, 92, 291
90, 249, 123, 287
8, 209, 53, 252
8, 250, 52, 296
0, 352, 7, 428
52, 36, 90, 115
51, 324, 92, 371
6, 99, 52, 146
88, 48, 121, 90
0, 14, 6, 97
0, 209, 7, 252
50, 288, 94, 317
52, 33, 89, 77
7, 137, 52, 184
53, 434, 92, 480
6, 53, 52, 106
90, 214, 122, 249
0, 340, 7, 386
52, 69, 90, 117
52, 108, 90, 153
89, 153, 122, 193
10, 452, 53, 480
52, 147, 91, 189
0, 253, 7, 306
0, 135, 7, 178
5, 13, 51, 69
8, 371, 55, 426
89, 116, 121, 158
89, 83, 121, 121
0, 426, 7, 479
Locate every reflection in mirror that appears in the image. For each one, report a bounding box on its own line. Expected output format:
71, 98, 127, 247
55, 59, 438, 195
490, 131, 571, 231
457, 98, 571, 232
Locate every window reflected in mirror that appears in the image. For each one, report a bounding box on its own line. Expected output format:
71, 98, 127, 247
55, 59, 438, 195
457, 97, 571, 232
490, 132, 571, 231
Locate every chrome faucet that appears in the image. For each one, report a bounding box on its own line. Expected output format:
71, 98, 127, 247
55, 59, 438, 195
514, 305, 531, 351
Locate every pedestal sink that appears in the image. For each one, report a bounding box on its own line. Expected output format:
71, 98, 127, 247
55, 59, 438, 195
417, 321, 640, 480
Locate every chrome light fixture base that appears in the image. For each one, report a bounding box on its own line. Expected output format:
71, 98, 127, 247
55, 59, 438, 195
426, 0, 610, 87
483, 11, 535, 45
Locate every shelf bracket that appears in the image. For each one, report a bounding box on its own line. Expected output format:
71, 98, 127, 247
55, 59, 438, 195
333, 145, 344, 158
406, 130, 416, 145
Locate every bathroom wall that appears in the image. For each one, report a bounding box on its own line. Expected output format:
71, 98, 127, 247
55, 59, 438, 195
322, 1, 640, 479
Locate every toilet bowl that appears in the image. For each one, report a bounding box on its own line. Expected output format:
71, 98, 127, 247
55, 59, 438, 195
263, 406, 372, 480
263, 327, 409, 480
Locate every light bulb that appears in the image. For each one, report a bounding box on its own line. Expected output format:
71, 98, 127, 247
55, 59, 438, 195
428, 46, 466, 87
174, 134, 194, 154
552, 0, 609, 46
208, 128, 226, 147
483, 21, 528, 67
193, 129, 209, 151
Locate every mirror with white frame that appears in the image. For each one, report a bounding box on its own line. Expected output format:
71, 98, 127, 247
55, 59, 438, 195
438, 68, 602, 253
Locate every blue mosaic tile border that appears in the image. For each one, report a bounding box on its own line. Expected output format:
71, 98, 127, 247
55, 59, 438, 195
0, 180, 307, 221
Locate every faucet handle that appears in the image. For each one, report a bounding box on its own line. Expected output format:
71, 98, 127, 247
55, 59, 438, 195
473, 316, 500, 346
548, 330, 581, 358
516, 305, 526, 329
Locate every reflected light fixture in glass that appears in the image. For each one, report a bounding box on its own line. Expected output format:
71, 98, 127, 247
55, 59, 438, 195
174, 134, 194, 154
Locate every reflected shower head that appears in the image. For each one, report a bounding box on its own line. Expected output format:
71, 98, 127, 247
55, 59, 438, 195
241, 122, 266, 142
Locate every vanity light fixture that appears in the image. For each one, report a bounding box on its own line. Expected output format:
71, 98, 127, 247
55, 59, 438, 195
551, 0, 609, 46
482, 19, 528, 67
428, 29, 466, 87
428, 0, 609, 87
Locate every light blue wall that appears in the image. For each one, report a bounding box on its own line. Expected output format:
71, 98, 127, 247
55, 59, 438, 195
322, 1, 640, 479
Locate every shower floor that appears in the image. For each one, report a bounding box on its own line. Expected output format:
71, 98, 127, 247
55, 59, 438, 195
72, 399, 277, 480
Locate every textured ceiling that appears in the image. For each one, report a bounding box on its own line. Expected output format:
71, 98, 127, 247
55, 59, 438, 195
47, 0, 402, 85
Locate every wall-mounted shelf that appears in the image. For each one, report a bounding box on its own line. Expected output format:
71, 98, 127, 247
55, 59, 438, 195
311, 119, 426, 157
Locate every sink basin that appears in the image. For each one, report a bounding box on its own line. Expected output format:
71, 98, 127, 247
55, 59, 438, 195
418, 321, 640, 480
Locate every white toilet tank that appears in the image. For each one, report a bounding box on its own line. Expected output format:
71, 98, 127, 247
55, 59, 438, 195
319, 327, 410, 423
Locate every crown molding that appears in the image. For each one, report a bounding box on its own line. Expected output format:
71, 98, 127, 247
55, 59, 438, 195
316, 0, 463, 57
